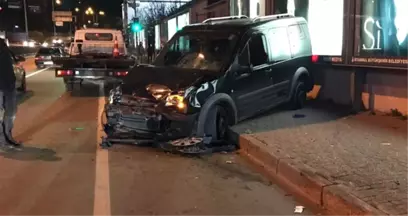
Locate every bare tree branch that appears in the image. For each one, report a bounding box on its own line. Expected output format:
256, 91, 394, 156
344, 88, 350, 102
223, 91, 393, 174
140, 0, 184, 26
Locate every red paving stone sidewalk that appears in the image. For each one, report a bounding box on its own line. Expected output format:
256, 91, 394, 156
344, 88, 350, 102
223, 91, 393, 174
235, 109, 407, 215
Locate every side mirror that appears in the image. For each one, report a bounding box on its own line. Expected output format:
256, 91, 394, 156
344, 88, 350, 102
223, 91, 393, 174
15, 55, 26, 62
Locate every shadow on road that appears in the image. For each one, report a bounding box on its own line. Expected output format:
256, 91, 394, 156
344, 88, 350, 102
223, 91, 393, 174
0, 146, 61, 161
70, 82, 117, 98
232, 99, 352, 134
17, 90, 34, 105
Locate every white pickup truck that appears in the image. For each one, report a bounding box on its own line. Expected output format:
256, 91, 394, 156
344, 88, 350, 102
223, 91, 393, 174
53, 28, 136, 91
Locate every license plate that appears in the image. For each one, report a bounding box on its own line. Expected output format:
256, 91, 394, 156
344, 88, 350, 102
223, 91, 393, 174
44, 61, 53, 65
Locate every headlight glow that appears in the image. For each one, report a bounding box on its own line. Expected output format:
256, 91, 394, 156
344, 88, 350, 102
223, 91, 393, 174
42, 42, 48, 47
23, 41, 28, 46
165, 94, 185, 109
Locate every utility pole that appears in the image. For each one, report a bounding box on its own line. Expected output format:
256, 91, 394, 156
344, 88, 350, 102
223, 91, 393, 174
23, 0, 28, 39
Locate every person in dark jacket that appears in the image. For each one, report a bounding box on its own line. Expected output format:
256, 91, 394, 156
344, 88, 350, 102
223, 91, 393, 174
0, 38, 22, 150
147, 44, 154, 63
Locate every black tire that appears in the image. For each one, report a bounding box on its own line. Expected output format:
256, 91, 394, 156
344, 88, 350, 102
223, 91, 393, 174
17, 73, 27, 92
289, 81, 307, 110
214, 105, 228, 141
199, 105, 229, 142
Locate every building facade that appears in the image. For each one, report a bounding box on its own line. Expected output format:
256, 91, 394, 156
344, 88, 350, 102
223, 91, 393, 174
190, 0, 229, 23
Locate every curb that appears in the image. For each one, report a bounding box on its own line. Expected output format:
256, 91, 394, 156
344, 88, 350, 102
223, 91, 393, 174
229, 129, 388, 215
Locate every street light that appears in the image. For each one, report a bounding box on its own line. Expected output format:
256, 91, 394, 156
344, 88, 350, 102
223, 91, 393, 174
56, 0, 61, 5
75, 7, 79, 12
99, 11, 105, 16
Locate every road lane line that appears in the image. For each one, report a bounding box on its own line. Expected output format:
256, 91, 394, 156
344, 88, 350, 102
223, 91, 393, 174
26, 67, 51, 78
93, 83, 111, 216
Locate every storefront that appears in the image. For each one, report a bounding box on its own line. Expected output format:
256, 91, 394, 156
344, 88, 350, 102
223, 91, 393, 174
351, 0, 408, 68
274, 0, 344, 58
177, 12, 190, 30
272, 0, 407, 68
155, 24, 160, 50
229, 0, 267, 17
166, 11, 190, 41
167, 17, 177, 40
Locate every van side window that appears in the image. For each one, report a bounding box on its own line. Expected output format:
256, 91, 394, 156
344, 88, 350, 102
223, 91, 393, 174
288, 25, 304, 56
267, 27, 291, 62
249, 34, 268, 66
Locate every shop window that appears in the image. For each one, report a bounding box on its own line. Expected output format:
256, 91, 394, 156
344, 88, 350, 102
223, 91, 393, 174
274, 0, 344, 56
355, 0, 408, 57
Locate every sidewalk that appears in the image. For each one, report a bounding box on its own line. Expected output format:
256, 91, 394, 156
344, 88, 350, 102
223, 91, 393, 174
232, 102, 407, 215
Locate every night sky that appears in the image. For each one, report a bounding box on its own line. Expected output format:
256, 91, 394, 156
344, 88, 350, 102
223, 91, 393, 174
69, 0, 123, 17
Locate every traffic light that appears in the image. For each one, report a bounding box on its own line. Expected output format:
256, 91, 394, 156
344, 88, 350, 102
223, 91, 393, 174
131, 17, 142, 33
131, 22, 142, 33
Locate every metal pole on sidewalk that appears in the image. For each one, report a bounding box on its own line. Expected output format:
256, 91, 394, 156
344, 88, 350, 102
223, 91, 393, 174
52, 0, 56, 36
23, 0, 28, 38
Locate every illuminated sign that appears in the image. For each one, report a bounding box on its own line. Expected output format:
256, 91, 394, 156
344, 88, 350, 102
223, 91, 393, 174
362, 17, 382, 50
352, 57, 407, 65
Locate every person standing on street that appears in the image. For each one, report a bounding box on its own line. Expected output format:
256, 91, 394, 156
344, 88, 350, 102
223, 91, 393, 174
147, 44, 154, 63
0, 38, 23, 150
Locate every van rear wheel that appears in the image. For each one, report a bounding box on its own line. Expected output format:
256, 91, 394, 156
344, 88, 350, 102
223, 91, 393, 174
289, 81, 306, 110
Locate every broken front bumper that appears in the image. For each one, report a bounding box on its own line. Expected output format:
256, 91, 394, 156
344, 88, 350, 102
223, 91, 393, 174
103, 96, 198, 143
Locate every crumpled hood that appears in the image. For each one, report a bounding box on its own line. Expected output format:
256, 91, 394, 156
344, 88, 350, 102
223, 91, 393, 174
120, 64, 221, 94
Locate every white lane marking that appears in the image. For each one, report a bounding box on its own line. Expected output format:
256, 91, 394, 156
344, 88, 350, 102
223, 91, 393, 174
93, 83, 111, 216
26, 67, 51, 78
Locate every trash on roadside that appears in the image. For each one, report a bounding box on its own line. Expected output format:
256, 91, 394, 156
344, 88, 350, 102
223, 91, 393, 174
226, 160, 233, 164
294, 205, 304, 213
292, 114, 305, 118
245, 129, 253, 134
381, 142, 391, 146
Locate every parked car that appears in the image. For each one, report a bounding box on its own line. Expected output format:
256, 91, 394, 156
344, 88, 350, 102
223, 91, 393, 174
35, 47, 67, 68
102, 14, 316, 153
13, 55, 27, 92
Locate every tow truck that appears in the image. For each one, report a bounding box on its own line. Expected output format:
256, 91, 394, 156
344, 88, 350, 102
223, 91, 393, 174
52, 28, 136, 91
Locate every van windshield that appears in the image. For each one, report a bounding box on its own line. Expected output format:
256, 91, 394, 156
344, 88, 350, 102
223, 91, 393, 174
155, 31, 239, 71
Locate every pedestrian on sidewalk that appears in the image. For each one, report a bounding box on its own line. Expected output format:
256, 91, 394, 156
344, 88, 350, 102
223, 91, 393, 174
0, 38, 23, 150
137, 42, 145, 63
147, 44, 154, 64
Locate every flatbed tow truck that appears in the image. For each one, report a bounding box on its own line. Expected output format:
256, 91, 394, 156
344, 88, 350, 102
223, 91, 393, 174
52, 28, 136, 91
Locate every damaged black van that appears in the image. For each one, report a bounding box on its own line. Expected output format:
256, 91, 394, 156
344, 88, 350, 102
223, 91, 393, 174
102, 14, 315, 153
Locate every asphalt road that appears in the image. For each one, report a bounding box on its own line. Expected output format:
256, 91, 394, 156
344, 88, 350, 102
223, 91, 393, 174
0, 58, 316, 215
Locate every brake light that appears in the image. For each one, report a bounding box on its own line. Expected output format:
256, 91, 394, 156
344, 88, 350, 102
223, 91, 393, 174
115, 71, 128, 76
311, 55, 319, 63
113, 36, 119, 57
57, 70, 73, 76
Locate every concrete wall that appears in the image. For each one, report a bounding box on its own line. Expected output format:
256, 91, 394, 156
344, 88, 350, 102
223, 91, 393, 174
308, 67, 407, 115
362, 70, 407, 115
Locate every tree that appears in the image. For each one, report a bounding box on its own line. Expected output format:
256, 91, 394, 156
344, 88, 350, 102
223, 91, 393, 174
140, 1, 183, 26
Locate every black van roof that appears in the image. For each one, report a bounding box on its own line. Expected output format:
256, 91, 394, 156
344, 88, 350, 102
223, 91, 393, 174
183, 14, 307, 32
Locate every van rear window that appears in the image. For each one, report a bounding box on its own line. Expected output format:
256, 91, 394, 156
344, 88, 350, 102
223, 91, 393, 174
84, 33, 113, 41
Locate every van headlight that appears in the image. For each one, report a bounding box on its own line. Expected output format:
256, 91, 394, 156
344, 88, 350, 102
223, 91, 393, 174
165, 95, 186, 110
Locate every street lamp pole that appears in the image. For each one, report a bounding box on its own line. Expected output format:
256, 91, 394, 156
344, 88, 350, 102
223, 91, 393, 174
23, 0, 28, 38
52, 0, 56, 36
